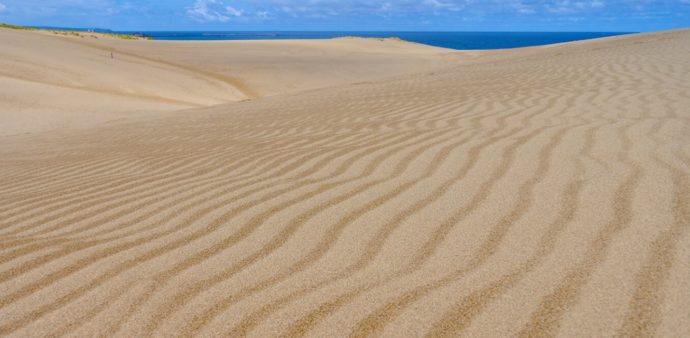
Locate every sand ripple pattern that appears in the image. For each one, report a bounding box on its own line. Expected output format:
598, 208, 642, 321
1, 30, 690, 337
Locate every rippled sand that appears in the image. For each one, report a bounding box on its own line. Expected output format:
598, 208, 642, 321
1, 29, 689, 337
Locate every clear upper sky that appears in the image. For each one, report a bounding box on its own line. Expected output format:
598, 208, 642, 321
0, 1, 689, 32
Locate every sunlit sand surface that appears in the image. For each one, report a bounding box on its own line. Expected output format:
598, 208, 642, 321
1, 28, 689, 337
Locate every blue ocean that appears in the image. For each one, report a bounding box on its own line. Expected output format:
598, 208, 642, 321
124, 31, 630, 50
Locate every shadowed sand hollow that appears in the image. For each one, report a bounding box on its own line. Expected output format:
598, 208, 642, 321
1, 28, 689, 337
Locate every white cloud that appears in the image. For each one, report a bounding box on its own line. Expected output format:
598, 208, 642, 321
225, 5, 243, 17
423, 0, 466, 12
259, 0, 475, 19
187, 0, 232, 22
0, 3, 6, 13
188, 0, 281, 22
182, 0, 689, 23
547, 0, 606, 14
488, 0, 611, 16
500, 0, 536, 14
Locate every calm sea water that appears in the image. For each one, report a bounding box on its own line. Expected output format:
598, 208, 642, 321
125, 31, 630, 50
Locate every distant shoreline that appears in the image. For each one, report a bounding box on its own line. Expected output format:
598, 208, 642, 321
0, 23, 150, 40
112, 31, 632, 50
0, 23, 632, 49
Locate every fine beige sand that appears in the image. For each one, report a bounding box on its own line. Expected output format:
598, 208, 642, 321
1, 28, 689, 337
0, 28, 456, 136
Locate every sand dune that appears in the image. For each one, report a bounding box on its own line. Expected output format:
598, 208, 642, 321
1, 29, 690, 337
0, 28, 455, 136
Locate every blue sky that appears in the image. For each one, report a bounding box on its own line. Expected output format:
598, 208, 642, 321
0, 1, 688, 31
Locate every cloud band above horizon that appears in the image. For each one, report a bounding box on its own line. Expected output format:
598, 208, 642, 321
0, 0, 688, 31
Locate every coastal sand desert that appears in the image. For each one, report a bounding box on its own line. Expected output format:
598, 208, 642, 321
0, 28, 456, 136
1, 28, 689, 337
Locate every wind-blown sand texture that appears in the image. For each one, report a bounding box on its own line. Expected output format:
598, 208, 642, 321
1, 28, 689, 337
1, 28, 455, 136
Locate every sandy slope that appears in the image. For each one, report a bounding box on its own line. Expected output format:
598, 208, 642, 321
1, 30, 689, 338
88, 36, 461, 98
0, 28, 455, 136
